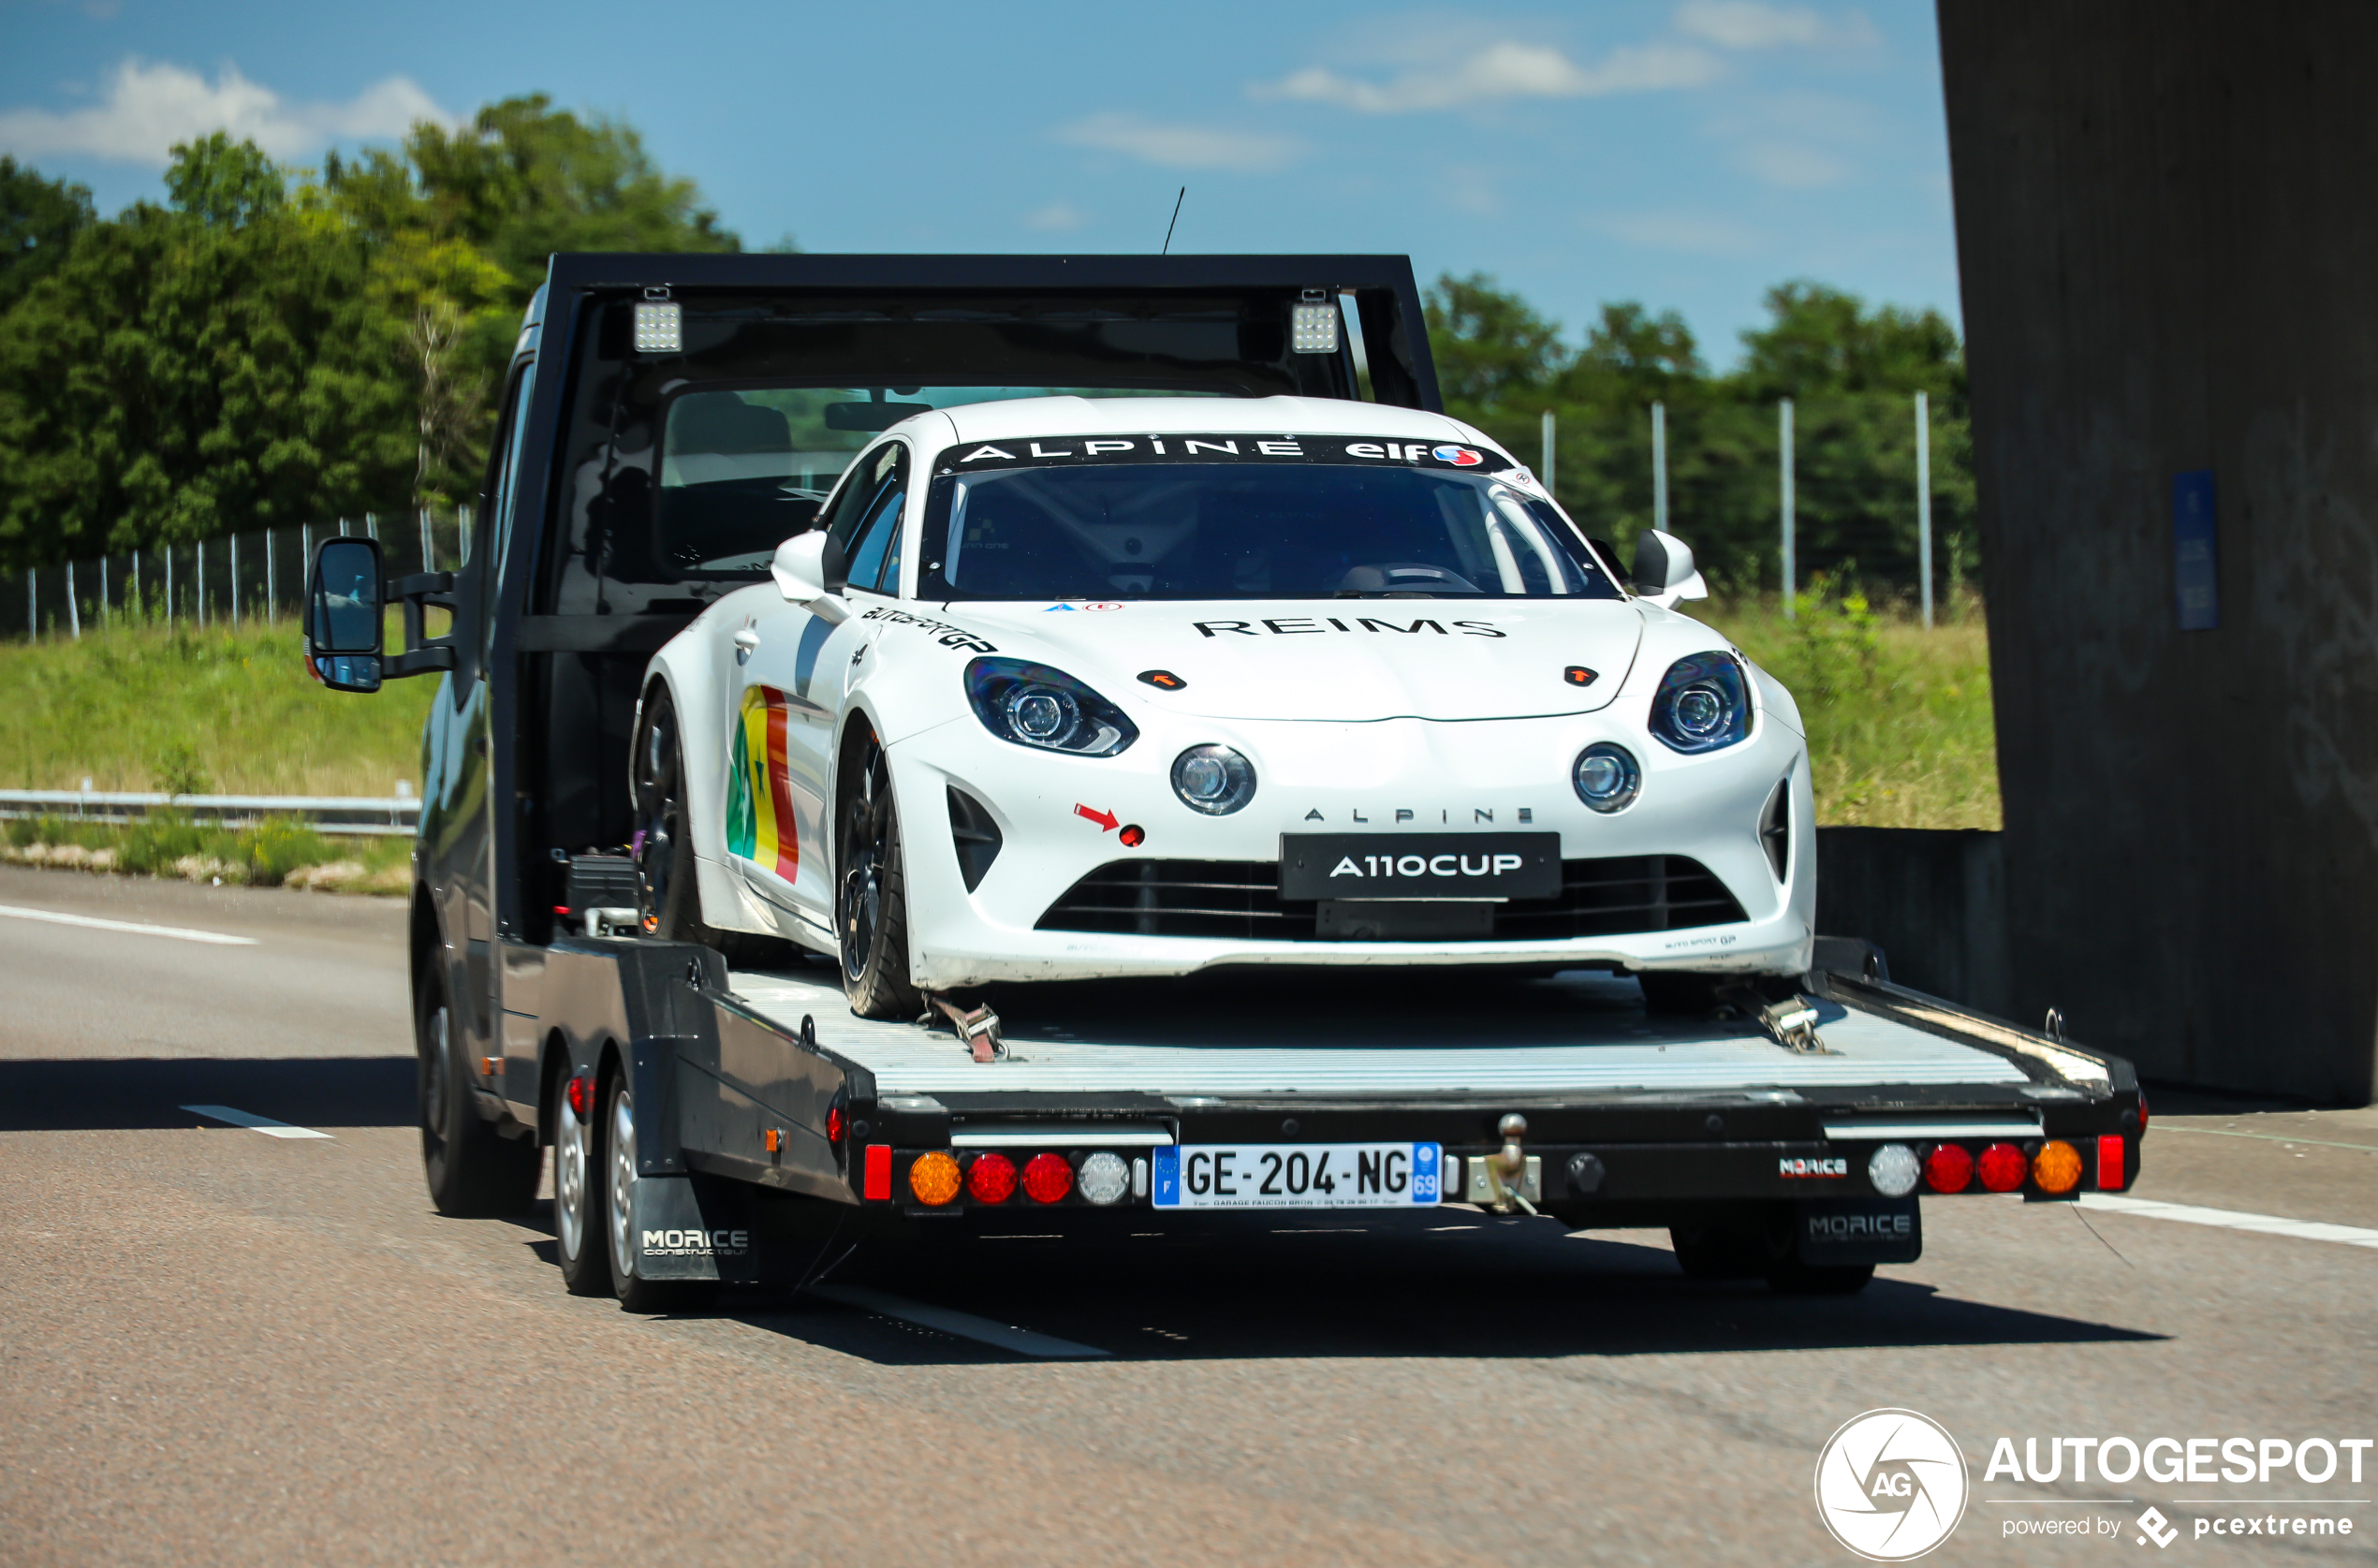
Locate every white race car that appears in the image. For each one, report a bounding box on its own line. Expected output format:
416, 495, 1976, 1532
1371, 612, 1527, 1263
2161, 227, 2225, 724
633, 395, 1813, 1018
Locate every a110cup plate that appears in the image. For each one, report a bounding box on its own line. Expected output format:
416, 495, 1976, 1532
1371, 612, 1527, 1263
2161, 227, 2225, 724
1152, 1143, 1444, 1209
1279, 833, 1562, 901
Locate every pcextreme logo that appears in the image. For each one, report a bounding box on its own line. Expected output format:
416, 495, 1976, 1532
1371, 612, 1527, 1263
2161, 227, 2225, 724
1814, 1409, 1972, 1561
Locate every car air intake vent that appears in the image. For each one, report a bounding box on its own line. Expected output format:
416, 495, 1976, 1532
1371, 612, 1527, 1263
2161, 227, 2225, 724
1037, 856, 1747, 942
947, 787, 1003, 892
1759, 777, 1790, 881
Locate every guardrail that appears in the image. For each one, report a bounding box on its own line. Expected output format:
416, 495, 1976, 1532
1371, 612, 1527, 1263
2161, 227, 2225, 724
0, 790, 420, 837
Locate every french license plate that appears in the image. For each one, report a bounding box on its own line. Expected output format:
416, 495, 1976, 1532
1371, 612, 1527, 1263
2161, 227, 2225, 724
1151, 1143, 1444, 1209
1279, 833, 1562, 901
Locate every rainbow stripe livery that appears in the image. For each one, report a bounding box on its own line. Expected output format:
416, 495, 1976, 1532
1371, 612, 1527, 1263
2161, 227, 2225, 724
727, 685, 800, 883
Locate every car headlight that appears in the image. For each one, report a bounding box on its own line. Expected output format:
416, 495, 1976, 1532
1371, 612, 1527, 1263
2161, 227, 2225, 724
963, 659, 1138, 756
1649, 652, 1751, 755
1172, 744, 1256, 814
1572, 742, 1640, 813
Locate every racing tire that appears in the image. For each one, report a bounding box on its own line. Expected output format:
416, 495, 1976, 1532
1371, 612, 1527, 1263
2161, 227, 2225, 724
598, 1070, 713, 1314
554, 1069, 607, 1297
417, 965, 539, 1218
631, 688, 715, 945
836, 734, 923, 1021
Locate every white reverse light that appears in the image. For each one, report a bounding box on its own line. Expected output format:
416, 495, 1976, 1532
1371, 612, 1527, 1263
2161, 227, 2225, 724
633, 300, 683, 355
1868, 1142, 1920, 1198
1290, 292, 1340, 355
1078, 1151, 1131, 1206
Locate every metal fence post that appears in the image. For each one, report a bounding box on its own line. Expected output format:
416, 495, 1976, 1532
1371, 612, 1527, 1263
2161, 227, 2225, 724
198, 539, 207, 629
366, 512, 377, 544
166, 548, 174, 626
1916, 389, 1933, 628
418, 507, 433, 574
66, 560, 80, 639
1540, 410, 1555, 495
265, 527, 275, 617
229, 533, 240, 627
1651, 401, 1669, 534
99, 557, 110, 623
26, 568, 35, 642
1780, 397, 1797, 621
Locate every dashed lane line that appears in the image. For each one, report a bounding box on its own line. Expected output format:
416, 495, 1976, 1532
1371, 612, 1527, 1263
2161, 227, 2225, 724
182, 1106, 334, 1140
2079, 1193, 2378, 1249
0, 902, 257, 946
808, 1282, 1111, 1359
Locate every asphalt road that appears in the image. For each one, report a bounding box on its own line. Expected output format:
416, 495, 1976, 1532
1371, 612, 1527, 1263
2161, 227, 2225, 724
2, 863, 2372, 1567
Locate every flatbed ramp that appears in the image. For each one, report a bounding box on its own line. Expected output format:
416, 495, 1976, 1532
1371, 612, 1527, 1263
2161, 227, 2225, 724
727, 968, 2036, 1097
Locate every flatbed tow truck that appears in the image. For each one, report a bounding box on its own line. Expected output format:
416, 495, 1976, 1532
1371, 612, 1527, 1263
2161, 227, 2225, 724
304, 252, 2146, 1307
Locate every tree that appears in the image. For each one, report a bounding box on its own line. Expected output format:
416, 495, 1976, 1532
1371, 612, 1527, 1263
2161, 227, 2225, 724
163, 133, 286, 228
0, 157, 95, 296
1423, 271, 1570, 413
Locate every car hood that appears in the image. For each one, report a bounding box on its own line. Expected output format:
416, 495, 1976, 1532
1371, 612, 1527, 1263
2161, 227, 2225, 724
934, 598, 1646, 721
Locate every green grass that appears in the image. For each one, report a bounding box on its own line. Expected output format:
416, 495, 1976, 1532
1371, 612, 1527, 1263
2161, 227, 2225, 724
1701, 584, 2002, 830
0, 612, 433, 796
0, 592, 2003, 843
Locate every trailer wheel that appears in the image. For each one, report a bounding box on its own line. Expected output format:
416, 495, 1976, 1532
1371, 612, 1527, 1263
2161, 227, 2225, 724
554, 1072, 606, 1297
417, 965, 538, 1217
837, 735, 922, 1020
599, 1071, 712, 1313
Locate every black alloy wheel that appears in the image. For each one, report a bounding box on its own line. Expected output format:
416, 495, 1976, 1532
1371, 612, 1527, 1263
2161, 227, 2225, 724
631, 689, 707, 942
836, 733, 922, 1020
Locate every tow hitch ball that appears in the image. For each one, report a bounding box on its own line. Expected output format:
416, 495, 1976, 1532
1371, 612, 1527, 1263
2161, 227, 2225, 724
1481, 1114, 1538, 1216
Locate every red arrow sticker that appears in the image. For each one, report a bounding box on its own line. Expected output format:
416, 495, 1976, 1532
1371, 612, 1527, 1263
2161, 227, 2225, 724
1074, 803, 1119, 832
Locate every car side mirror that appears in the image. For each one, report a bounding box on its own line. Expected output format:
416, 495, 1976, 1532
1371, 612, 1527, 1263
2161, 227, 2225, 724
1634, 528, 1710, 609
771, 529, 848, 603
307, 535, 385, 693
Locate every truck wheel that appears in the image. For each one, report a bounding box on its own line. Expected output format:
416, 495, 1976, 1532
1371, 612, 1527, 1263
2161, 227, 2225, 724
554, 1073, 607, 1297
1765, 1259, 1876, 1296
1668, 1218, 1769, 1280
417, 966, 538, 1217
599, 1071, 711, 1313
837, 737, 922, 1020
632, 688, 717, 945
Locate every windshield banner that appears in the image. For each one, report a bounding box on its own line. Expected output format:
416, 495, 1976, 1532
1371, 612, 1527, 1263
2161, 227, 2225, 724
939, 433, 1516, 475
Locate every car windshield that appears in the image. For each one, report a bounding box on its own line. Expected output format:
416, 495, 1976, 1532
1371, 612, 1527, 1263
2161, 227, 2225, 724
919, 461, 1623, 600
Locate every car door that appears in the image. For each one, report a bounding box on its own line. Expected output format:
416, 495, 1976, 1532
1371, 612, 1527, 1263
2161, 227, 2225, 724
725, 439, 908, 937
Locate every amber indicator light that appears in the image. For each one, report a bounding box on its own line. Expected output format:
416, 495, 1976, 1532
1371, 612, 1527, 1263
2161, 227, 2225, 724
1138, 669, 1187, 690
1563, 666, 1598, 686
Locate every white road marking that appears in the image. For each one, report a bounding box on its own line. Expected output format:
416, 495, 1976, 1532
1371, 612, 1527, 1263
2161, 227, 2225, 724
182, 1106, 334, 1140
809, 1282, 1110, 1358
2080, 1193, 2378, 1249
0, 903, 257, 946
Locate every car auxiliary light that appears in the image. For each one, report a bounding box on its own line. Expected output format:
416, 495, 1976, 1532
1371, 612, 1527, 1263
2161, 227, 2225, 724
1975, 1141, 2027, 1193
2096, 1134, 2125, 1192
2031, 1139, 2083, 1194
1867, 1142, 1920, 1198
1571, 742, 1641, 813
908, 1150, 962, 1207
632, 298, 682, 355
966, 1151, 1018, 1205
1021, 1151, 1074, 1205
1923, 1142, 1974, 1194
964, 658, 1138, 756
1290, 290, 1341, 355
1650, 652, 1751, 755
1172, 745, 1256, 815
1077, 1151, 1131, 1206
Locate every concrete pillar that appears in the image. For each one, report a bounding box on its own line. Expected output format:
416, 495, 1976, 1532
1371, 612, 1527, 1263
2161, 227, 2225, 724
1940, 0, 2378, 1100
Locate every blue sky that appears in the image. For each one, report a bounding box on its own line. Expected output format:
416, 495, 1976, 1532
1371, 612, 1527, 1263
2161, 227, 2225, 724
0, 0, 1959, 365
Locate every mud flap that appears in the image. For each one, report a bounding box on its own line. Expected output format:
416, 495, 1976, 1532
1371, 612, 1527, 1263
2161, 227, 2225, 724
1795, 1196, 1921, 1267
626, 1171, 764, 1282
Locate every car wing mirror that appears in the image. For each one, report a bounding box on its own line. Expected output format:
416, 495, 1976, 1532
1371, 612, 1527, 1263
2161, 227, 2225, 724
1634, 527, 1710, 609
307, 536, 386, 693
771, 529, 849, 605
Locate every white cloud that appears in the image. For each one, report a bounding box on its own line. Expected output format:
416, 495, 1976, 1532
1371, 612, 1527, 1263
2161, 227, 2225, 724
0, 58, 451, 167
1023, 201, 1086, 231
1675, 1, 1880, 51
1597, 209, 1762, 256
1736, 141, 1848, 188
1254, 39, 1719, 113
1053, 113, 1303, 170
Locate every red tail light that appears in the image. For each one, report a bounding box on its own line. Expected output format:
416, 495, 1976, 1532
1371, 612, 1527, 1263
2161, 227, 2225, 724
2098, 1134, 2126, 1192
825, 1104, 845, 1145
1976, 1141, 2027, 1193
1021, 1151, 1073, 1205
967, 1151, 1018, 1204
863, 1143, 892, 1201
565, 1074, 595, 1120
1924, 1142, 1974, 1194
2137, 1092, 2150, 1131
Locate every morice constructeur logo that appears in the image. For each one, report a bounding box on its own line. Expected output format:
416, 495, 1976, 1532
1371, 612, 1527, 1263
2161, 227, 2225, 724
1814, 1409, 1972, 1561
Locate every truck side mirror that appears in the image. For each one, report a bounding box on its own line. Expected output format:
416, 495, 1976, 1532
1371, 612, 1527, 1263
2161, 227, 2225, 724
308, 535, 385, 693
1633, 527, 1710, 609
771, 529, 848, 603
